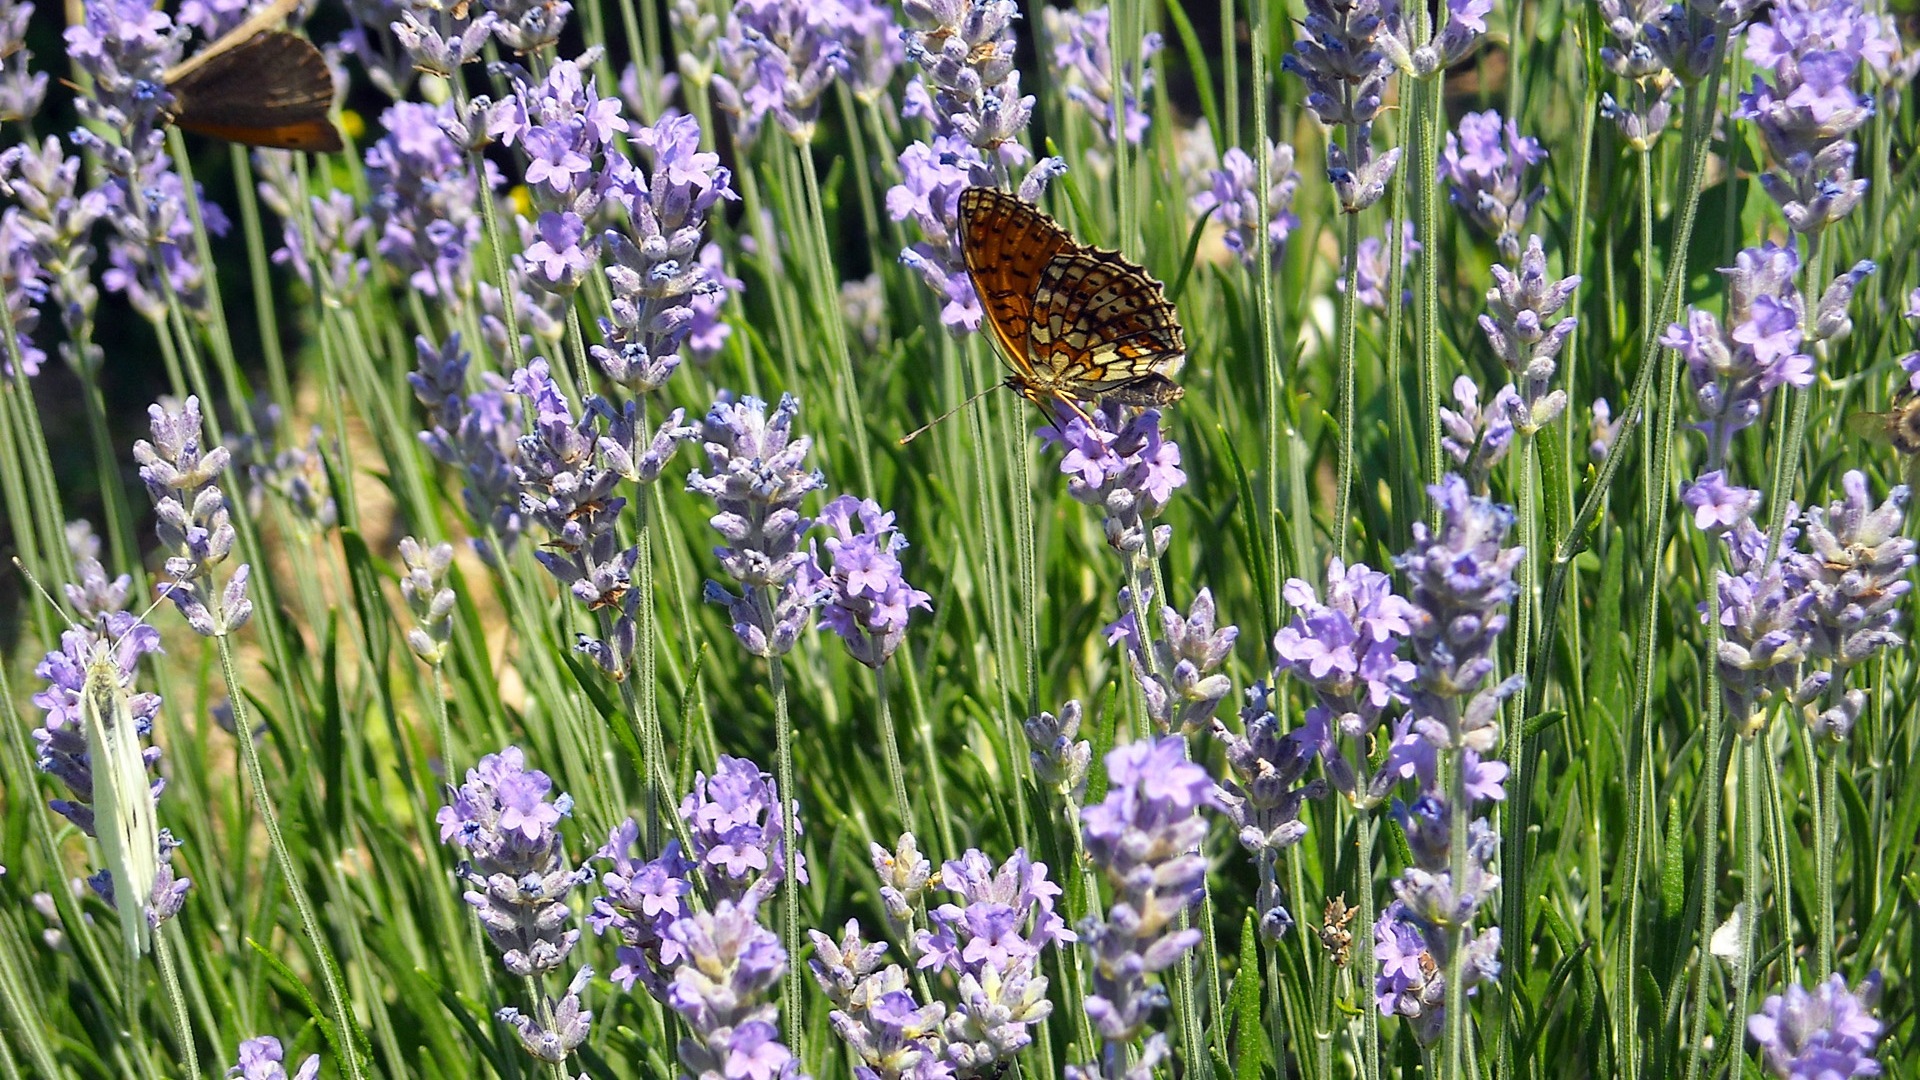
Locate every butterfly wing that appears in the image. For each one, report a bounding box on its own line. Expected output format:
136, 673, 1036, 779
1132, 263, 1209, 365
165, 32, 342, 151
1028, 247, 1186, 401
958, 187, 1073, 385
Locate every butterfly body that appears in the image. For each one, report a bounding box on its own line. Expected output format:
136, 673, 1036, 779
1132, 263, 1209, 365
1846, 392, 1920, 487
161, 0, 342, 151
957, 187, 1185, 421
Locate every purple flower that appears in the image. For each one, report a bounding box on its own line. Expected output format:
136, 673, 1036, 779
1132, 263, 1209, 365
1748, 972, 1883, 1079
1682, 471, 1762, 533
483, 0, 570, 53
0, 209, 46, 377
1075, 736, 1217, 1069
0, 136, 106, 374
664, 894, 802, 1080
1438, 376, 1518, 491
1038, 402, 1186, 564
680, 755, 807, 899
436, 746, 592, 977
367, 100, 493, 299
713, 0, 852, 145
1440, 111, 1546, 259
495, 58, 628, 220
836, 0, 902, 101
512, 358, 696, 675
228, 1036, 320, 1080
892, 0, 1061, 326
1737, 0, 1892, 232
687, 393, 827, 657
1282, 0, 1411, 211
1024, 701, 1092, 799
1596, 0, 1679, 149
816, 495, 932, 667
1588, 398, 1622, 462
498, 966, 595, 1063
1189, 141, 1301, 270
1213, 685, 1326, 939
411, 334, 528, 561
389, 6, 497, 76
1273, 558, 1416, 764
0, 0, 47, 123
1044, 7, 1159, 146
594, 111, 737, 394
1396, 474, 1524, 754
1481, 234, 1579, 434
133, 397, 253, 638
1709, 510, 1812, 727
592, 819, 696, 999
1372, 897, 1499, 1045
1662, 243, 1821, 463
398, 537, 456, 665
1340, 222, 1419, 309
1789, 473, 1915, 739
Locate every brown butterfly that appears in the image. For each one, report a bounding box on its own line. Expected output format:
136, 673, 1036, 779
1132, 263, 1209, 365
162, 0, 343, 152
900, 187, 1186, 443
960, 186, 1185, 417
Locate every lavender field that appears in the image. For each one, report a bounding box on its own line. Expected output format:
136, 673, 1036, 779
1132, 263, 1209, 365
0, 0, 1915, 1076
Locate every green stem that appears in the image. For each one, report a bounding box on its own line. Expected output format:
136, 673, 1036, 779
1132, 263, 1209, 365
1333, 209, 1361, 559
217, 636, 366, 1080
769, 654, 803, 1054
874, 662, 917, 839
152, 929, 199, 1078
1352, 812, 1380, 1080
1814, 751, 1838, 980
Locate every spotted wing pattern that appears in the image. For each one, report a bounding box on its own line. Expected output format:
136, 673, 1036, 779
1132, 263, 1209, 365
957, 186, 1185, 412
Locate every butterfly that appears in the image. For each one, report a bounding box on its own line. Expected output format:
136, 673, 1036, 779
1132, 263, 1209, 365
161, 0, 343, 152
901, 187, 1185, 443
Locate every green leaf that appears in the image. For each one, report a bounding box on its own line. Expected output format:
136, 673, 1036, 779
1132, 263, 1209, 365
1228, 913, 1269, 1080
1159, 0, 1222, 144
246, 937, 372, 1070
1169, 204, 1216, 309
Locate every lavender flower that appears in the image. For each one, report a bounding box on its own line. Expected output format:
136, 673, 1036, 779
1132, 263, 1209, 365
273, 188, 371, 301
593, 112, 736, 393
493, 58, 627, 224
520, 359, 696, 673
1596, 0, 1679, 148
1662, 243, 1818, 464
1273, 557, 1416, 800
680, 755, 808, 900
1074, 737, 1217, 1072
1339, 223, 1419, 309
1189, 141, 1301, 270
67, 0, 226, 319
910, 849, 1068, 1072
1441, 111, 1546, 259
1213, 685, 1326, 939
688, 393, 827, 657
841, 273, 887, 348
664, 893, 802, 1080
498, 966, 594, 1063
837, 0, 903, 101
1039, 402, 1186, 565
0, 210, 45, 377
398, 537, 457, 666
1481, 235, 1579, 435
592, 819, 695, 998
1372, 890, 1500, 1044
236, 405, 337, 531
1702, 489, 1811, 729
688, 242, 744, 364
390, 3, 497, 76
891, 0, 1062, 329
1108, 587, 1237, 734
713, 0, 851, 145
1789, 472, 1914, 740
1397, 474, 1524, 754
484, 0, 570, 53
0, 0, 46, 122
228, 1036, 319, 1080
436, 746, 592, 978
1438, 376, 1518, 492
132, 397, 254, 638
366, 100, 494, 299
814, 496, 932, 667
1044, 6, 1160, 147
1283, 0, 1411, 211
31, 528, 189, 952
1024, 700, 1092, 799
411, 333, 528, 560
871, 832, 932, 933
1588, 398, 1623, 462
0, 136, 106, 374
809, 923, 948, 1080
1738, 0, 1895, 233
1747, 972, 1883, 1079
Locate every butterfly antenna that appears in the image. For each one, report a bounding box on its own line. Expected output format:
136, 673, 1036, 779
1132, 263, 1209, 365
899, 382, 1005, 445
10, 557, 80, 635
